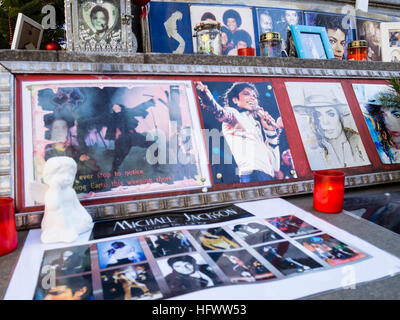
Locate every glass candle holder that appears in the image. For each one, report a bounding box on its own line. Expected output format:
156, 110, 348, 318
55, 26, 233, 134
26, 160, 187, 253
260, 32, 282, 58
347, 40, 368, 61
238, 47, 255, 56
194, 21, 222, 55
0, 197, 17, 256
313, 170, 345, 213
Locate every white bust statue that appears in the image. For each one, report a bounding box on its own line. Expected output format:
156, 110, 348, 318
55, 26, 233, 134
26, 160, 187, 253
40, 156, 93, 244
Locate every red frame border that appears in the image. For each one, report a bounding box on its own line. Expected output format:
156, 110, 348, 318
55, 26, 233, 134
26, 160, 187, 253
15, 75, 400, 213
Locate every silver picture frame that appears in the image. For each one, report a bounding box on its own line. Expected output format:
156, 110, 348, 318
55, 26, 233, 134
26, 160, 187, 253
65, 0, 134, 54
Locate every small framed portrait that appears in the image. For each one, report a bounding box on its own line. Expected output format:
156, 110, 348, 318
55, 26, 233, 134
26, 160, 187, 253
380, 22, 400, 62
11, 13, 44, 50
289, 25, 334, 59
65, 0, 134, 54
357, 18, 382, 62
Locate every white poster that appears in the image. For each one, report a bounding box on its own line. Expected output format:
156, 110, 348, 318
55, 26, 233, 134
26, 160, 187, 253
5, 198, 400, 300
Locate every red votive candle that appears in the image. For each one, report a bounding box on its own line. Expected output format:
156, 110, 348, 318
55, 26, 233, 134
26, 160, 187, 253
0, 197, 17, 256
238, 47, 255, 56
313, 170, 345, 213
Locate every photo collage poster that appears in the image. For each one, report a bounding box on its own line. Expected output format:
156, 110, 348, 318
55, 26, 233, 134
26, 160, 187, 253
21, 79, 211, 206
194, 80, 297, 184
33, 209, 369, 300
147, 1, 391, 61
352, 83, 400, 164
285, 81, 371, 171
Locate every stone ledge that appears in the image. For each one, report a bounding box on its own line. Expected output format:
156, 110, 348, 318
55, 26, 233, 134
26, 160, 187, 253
0, 50, 399, 72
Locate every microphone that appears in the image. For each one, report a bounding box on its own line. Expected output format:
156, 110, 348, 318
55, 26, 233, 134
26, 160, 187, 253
254, 106, 279, 131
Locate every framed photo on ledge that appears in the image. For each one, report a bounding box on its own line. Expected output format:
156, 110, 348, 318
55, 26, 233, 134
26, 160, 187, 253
289, 25, 334, 59
380, 22, 400, 62
65, 0, 134, 54
11, 13, 44, 50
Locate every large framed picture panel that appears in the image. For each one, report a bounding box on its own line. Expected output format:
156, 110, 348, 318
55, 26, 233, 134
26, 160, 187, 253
192, 77, 299, 188
274, 78, 400, 174
8, 61, 400, 229
347, 79, 400, 165
16, 75, 211, 212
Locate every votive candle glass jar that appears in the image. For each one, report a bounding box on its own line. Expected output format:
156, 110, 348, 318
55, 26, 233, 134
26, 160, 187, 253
260, 32, 282, 57
313, 170, 345, 213
347, 40, 368, 61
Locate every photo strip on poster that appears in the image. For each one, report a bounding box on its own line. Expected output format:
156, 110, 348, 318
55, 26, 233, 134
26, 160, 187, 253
32, 207, 370, 300
189, 5, 255, 56
352, 83, 400, 164
194, 80, 297, 184
285, 81, 370, 171
21, 79, 211, 207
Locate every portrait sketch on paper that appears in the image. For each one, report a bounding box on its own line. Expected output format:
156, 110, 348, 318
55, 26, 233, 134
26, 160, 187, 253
285, 82, 370, 170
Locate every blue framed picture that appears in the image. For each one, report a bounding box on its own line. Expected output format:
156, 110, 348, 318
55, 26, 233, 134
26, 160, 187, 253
290, 25, 334, 59
148, 2, 193, 54
304, 12, 349, 60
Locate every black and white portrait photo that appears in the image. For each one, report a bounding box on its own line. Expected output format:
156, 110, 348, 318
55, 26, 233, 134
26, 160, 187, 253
78, 0, 121, 46
158, 254, 222, 295
285, 82, 370, 170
